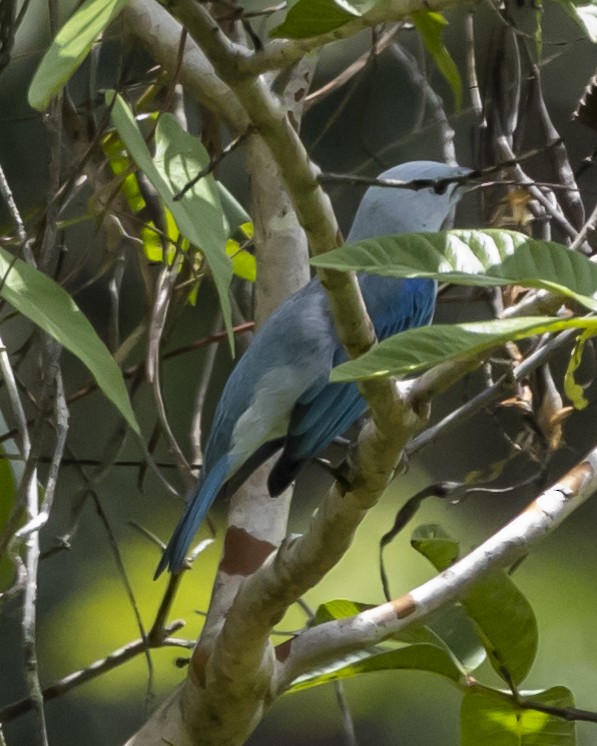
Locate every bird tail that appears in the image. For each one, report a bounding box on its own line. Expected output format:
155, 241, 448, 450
154, 457, 230, 578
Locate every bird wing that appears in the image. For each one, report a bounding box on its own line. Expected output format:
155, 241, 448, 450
267, 369, 367, 496
267, 279, 437, 497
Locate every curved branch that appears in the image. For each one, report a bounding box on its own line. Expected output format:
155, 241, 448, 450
122, 0, 248, 129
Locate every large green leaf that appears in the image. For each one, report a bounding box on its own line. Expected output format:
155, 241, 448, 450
330, 316, 596, 382
311, 229, 597, 313
270, 0, 376, 38
289, 642, 464, 692
108, 95, 234, 346
0, 249, 139, 434
461, 687, 575, 745
463, 572, 538, 686
412, 12, 462, 109
413, 525, 538, 686
28, 0, 129, 111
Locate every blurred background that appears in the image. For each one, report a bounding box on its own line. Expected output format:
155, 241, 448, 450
1, 0, 597, 744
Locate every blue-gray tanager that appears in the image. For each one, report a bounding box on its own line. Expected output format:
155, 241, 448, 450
157, 160, 470, 575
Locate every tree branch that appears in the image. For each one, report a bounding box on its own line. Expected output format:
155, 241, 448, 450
236, 0, 466, 76
277, 450, 597, 688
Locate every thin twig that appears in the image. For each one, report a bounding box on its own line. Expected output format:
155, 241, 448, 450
405, 328, 578, 458
389, 41, 456, 166
0, 163, 28, 246
89, 489, 154, 682
0, 621, 186, 723
173, 129, 252, 200
305, 24, 401, 109
334, 681, 359, 746
569, 199, 597, 253
146, 254, 194, 485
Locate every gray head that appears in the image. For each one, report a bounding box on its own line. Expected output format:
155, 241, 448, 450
347, 160, 471, 242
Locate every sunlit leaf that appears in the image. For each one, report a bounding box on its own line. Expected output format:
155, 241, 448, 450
108, 95, 234, 346
270, 0, 376, 38
412, 12, 462, 109
312, 229, 597, 313
564, 329, 594, 410
102, 132, 145, 213
0, 250, 140, 434
28, 0, 130, 111
226, 239, 256, 282
102, 130, 179, 263
414, 524, 538, 686
461, 687, 575, 745
330, 317, 597, 383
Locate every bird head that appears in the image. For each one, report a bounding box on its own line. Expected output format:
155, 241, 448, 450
346, 160, 471, 242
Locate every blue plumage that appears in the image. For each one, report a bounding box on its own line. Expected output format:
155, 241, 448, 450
156, 161, 470, 576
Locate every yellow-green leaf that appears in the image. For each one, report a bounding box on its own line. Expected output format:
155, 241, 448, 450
412, 11, 462, 110
564, 329, 594, 410
0, 250, 139, 434
28, 0, 130, 111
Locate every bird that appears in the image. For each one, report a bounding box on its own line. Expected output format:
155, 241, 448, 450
156, 160, 470, 576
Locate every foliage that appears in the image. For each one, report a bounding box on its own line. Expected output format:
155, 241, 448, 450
1, 0, 596, 745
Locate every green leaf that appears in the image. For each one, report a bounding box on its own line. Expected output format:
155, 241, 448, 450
462, 573, 538, 686
102, 129, 181, 263
564, 329, 594, 410
411, 523, 459, 570
311, 599, 373, 626
461, 687, 575, 745
425, 605, 487, 674
0, 249, 139, 434
397, 606, 487, 674
270, 0, 376, 38
28, 0, 129, 111
217, 183, 251, 235
555, 0, 597, 42
226, 238, 256, 282
413, 524, 538, 685
108, 95, 234, 347
289, 642, 464, 692
412, 12, 462, 109
330, 316, 597, 382
311, 229, 597, 313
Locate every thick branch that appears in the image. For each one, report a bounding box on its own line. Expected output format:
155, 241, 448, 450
278, 451, 597, 687
186, 383, 425, 744
157, 0, 378, 361
122, 0, 248, 129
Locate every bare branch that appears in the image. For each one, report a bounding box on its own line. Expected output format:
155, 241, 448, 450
0, 621, 186, 723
